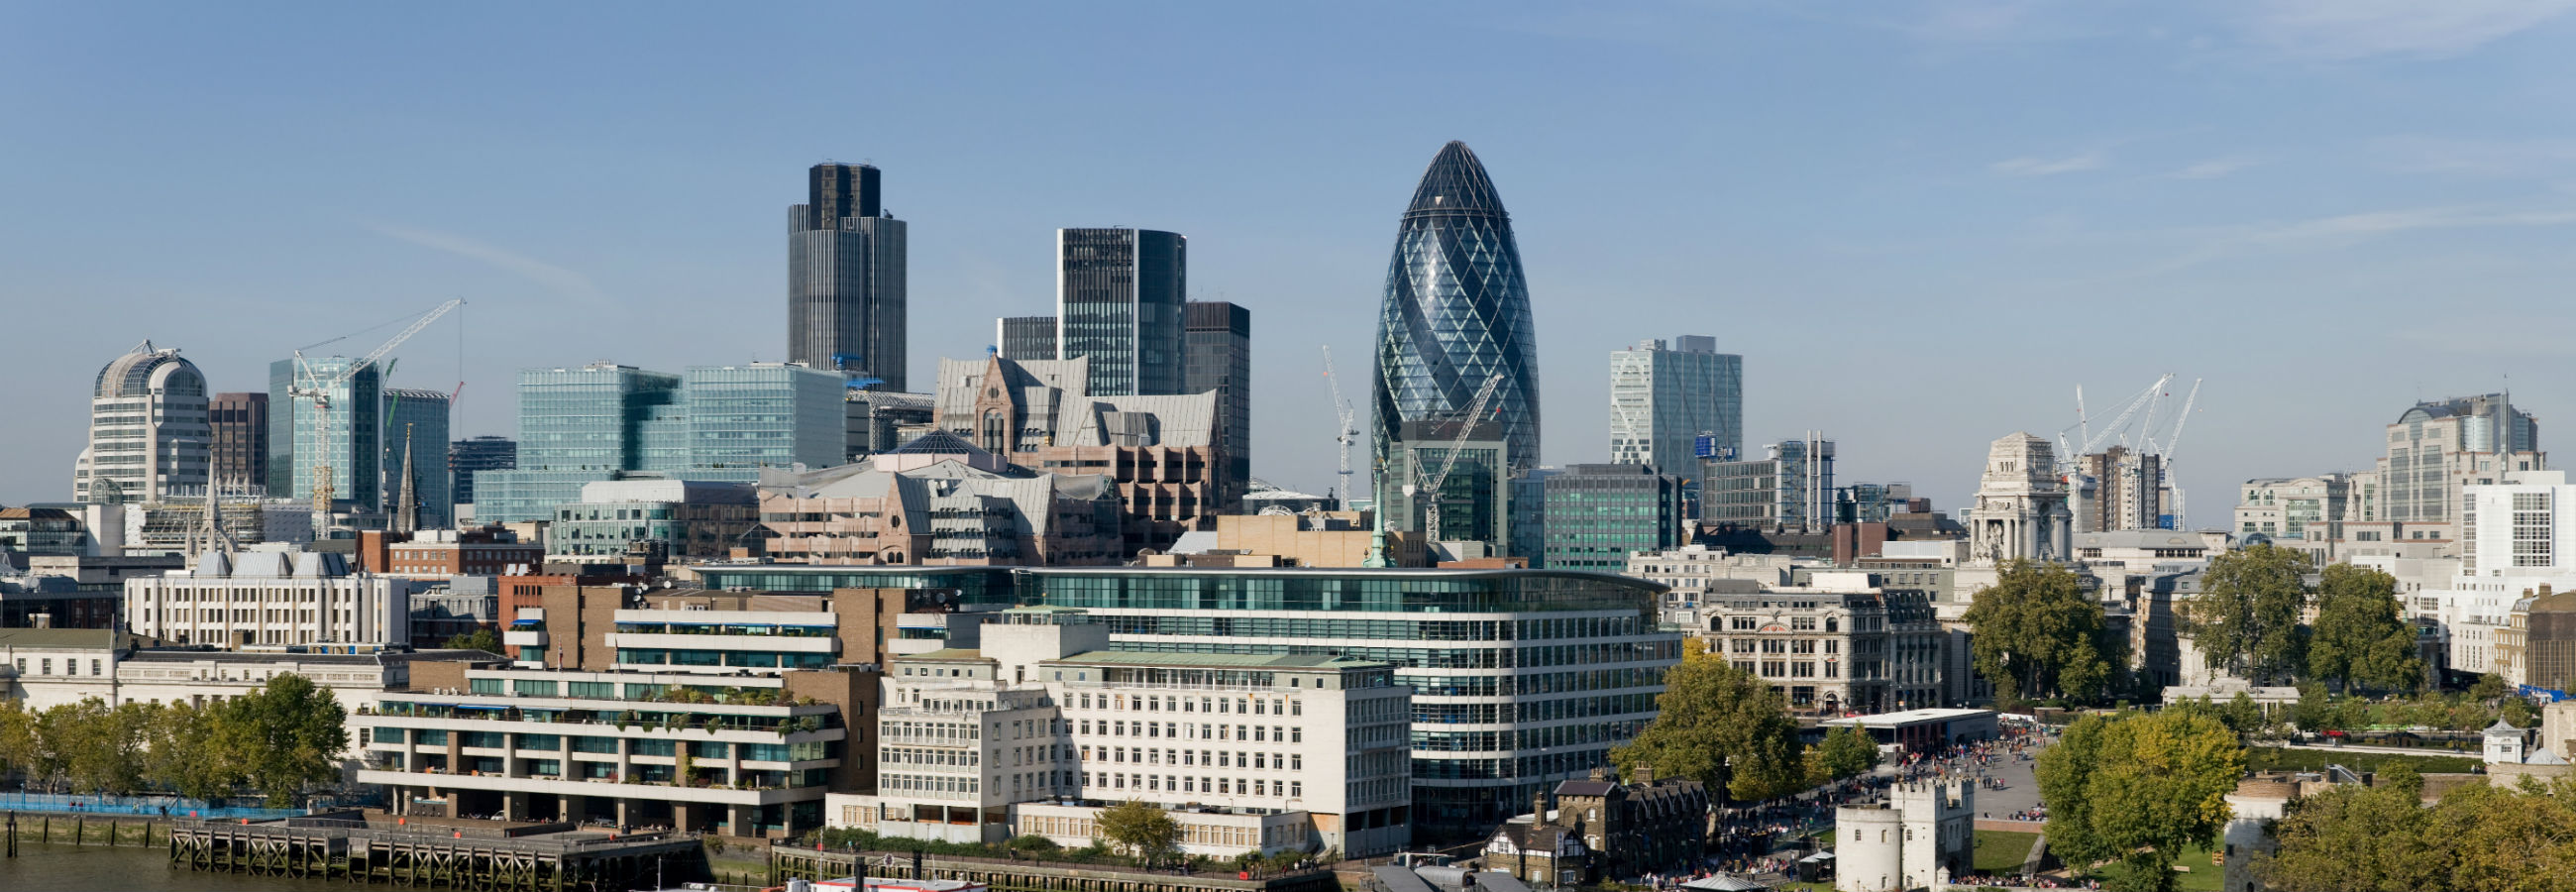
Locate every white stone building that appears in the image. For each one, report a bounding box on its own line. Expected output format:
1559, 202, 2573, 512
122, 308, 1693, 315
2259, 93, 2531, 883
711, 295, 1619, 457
827, 608, 1414, 857
2416, 471, 2576, 678
1834, 778, 1974, 892
125, 546, 419, 647
72, 342, 211, 504
1963, 433, 2071, 566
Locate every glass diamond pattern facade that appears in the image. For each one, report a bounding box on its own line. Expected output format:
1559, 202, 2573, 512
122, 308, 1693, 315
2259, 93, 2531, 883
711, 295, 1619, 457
1372, 141, 1541, 479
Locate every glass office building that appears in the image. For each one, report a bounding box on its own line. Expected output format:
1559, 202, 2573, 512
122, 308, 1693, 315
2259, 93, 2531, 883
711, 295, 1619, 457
268, 357, 382, 510
449, 435, 517, 507
1608, 336, 1742, 475
690, 563, 1678, 832
382, 389, 454, 528
1540, 464, 1685, 573
1372, 141, 1543, 478
1058, 228, 1186, 397
788, 163, 908, 391
997, 315, 1058, 362
475, 363, 842, 522
1184, 300, 1252, 510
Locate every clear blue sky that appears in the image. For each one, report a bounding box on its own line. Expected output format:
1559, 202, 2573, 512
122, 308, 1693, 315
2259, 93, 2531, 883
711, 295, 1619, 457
7, 2, 2576, 520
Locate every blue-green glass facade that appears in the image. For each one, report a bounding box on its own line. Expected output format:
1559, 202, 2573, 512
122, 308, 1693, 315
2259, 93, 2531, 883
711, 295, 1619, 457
1372, 142, 1543, 480
476, 363, 841, 522
382, 389, 454, 527
268, 357, 382, 509
1541, 464, 1685, 572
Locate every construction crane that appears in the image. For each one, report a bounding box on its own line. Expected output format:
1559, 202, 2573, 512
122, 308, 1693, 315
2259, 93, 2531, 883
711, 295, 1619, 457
1321, 346, 1359, 502
2149, 379, 2203, 527
1408, 373, 1505, 544
290, 299, 462, 526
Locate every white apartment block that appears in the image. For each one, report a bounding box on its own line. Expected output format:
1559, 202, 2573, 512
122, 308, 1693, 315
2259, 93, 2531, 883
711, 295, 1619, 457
125, 548, 416, 647
827, 608, 1414, 857
2422, 471, 2576, 679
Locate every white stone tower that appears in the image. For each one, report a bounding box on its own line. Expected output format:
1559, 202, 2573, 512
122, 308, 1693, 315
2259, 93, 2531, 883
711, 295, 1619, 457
1966, 432, 2072, 565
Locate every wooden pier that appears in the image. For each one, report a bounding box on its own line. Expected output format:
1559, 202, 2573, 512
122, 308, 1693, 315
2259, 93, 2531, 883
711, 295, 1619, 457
168, 818, 703, 892
769, 847, 1342, 892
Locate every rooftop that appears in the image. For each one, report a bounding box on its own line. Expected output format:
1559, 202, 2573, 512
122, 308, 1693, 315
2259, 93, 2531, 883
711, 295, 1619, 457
1822, 708, 1996, 728
1042, 651, 1384, 670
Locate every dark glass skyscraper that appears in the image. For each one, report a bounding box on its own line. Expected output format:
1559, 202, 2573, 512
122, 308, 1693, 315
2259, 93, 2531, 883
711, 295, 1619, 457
789, 163, 908, 391
1184, 300, 1251, 510
1058, 228, 1186, 396
1371, 142, 1542, 484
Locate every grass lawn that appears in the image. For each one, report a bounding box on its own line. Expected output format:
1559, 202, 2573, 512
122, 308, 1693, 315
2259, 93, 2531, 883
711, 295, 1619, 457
1972, 831, 2040, 874
2244, 745, 2479, 775
2071, 842, 2226, 892
1816, 830, 1834, 847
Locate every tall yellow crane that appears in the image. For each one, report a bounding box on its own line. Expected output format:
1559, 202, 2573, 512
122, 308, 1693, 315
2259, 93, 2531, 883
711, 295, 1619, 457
290, 299, 461, 528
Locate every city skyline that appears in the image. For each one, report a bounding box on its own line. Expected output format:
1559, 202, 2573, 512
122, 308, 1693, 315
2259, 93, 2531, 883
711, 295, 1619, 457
7, 4, 2576, 518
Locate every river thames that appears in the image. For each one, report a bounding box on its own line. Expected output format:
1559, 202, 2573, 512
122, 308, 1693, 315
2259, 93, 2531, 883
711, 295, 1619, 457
0, 842, 349, 891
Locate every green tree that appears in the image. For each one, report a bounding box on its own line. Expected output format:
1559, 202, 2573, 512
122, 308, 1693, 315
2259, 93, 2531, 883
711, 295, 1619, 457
2220, 692, 2266, 735
444, 627, 503, 653
2307, 564, 2423, 694
1096, 800, 1182, 866
146, 701, 243, 801
1960, 559, 2116, 706
0, 701, 51, 788
1803, 725, 1879, 786
1608, 649, 1804, 802
218, 674, 348, 808
2257, 774, 2576, 891
2188, 543, 2312, 683
2038, 710, 2245, 892
2469, 672, 2510, 702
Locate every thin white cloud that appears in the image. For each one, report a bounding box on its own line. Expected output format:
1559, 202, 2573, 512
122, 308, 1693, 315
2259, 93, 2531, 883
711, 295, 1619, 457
2170, 157, 2257, 179
2371, 135, 2576, 177
365, 222, 607, 306
1990, 152, 2106, 176
2233, 0, 2576, 59
2131, 204, 2576, 276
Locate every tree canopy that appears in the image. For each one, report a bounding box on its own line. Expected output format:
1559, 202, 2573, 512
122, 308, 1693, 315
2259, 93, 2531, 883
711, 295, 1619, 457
1803, 725, 1879, 787
2188, 544, 2312, 683
444, 628, 503, 654
2037, 710, 2245, 892
1096, 800, 1183, 866
2306, 564, 2424, 694
1960, 559, 2116, 706
0, 674, 343, 806
2258, 776, 2576, 892
1609, 647, 1805, 802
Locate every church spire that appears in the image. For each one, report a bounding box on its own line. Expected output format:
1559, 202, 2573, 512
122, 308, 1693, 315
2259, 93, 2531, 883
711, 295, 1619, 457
394, 423, 419, 536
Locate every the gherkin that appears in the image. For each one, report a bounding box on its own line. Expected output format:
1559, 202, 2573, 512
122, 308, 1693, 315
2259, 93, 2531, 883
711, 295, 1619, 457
1371, 141, 1542, 476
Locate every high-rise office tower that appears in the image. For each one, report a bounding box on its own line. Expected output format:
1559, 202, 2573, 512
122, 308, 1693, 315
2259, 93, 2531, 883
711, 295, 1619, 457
1184, 300, 1251, 510
268, 356, 382, 511
209, 391, 268, 492
473, 363, 842, 522
73, 342, 210, 503
449, 435, 516, 508
1371, 142, 1542, 485
996, 315, 1058, 362
1057, 228, 1186, 396
382, 389, 454, 528
1609, 335, 1742, 474
788, 163, 908, 391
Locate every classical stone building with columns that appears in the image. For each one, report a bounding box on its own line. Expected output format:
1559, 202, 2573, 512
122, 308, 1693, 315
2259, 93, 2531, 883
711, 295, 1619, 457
1963, 433, 2072, 566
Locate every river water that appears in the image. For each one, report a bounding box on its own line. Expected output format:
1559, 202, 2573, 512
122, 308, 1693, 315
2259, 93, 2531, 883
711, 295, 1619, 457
0, 842, 349, 891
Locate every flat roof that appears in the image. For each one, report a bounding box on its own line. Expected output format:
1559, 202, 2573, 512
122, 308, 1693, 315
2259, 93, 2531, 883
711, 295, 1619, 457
0, 628, 120, 649
901, 648, 987, 661
1822, 708, 1996, 728
1042, 650, 1385, 670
